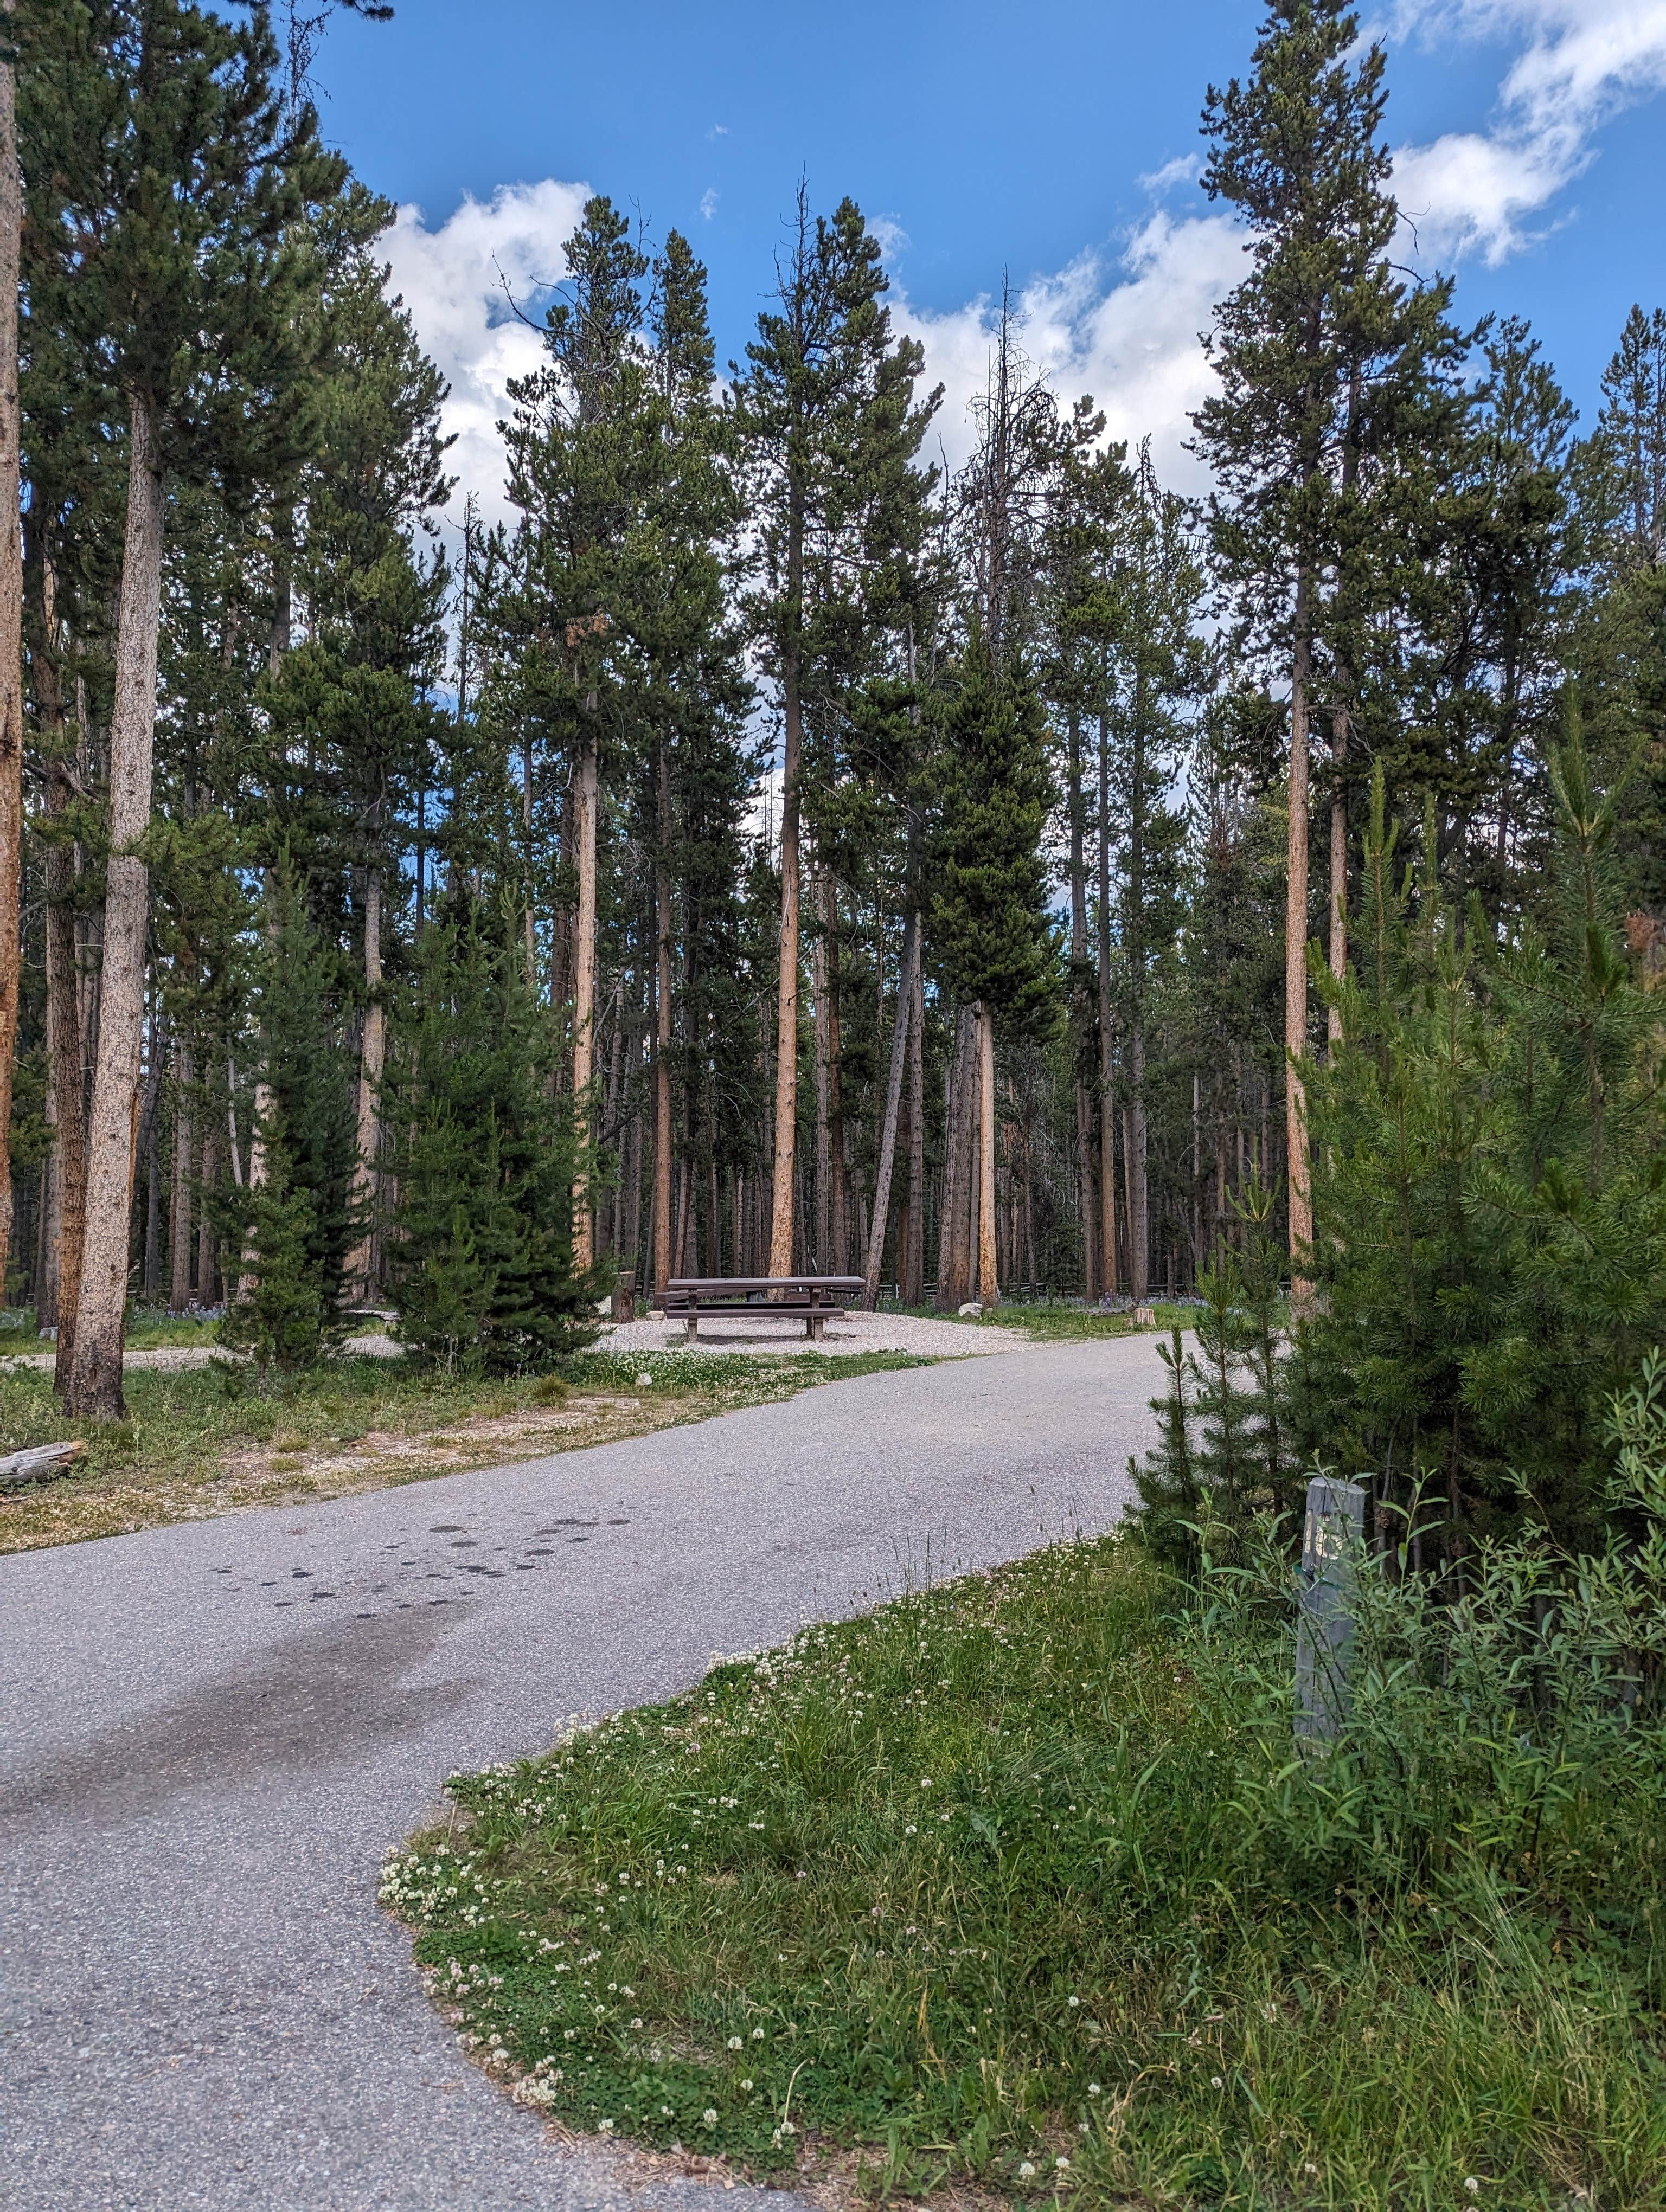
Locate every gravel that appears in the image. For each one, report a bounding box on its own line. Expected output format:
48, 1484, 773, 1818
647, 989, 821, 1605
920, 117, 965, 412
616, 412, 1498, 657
0, 1333, 1167, 2212
594, 1308, 1031, 1359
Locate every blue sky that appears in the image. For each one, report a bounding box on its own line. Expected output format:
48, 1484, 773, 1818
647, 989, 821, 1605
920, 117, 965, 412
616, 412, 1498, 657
314, 0, 1666, 525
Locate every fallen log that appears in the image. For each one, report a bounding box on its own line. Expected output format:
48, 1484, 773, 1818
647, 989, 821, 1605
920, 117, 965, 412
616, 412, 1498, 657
0, 1439, 89, 1489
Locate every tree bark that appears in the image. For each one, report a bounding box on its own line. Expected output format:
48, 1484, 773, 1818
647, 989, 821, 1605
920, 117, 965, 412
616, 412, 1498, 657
904, 954, 925, 1306
653, 742, 673, 1294
826, 893, 848, 1275
1286, 566, 1314, 1274
196, 1131, 217, 1306
1095, 713, 1118, 1295
66, 394, 167, 1417
861, 909, 918, 1308
1066, 706, 1096, 1297
768, 561, 804, 1274
812, 874, 831, 1266
934, 1007, 975, 1309
976, 1001, 997, 1304
1328, 702, 1349, 1045
347, 868, 384, 1294
0, 19, 23, 1298
1127, 679, 1149, 1303
169, 1037, 194, 1311
572, 711, 598, 1272
140, 999, 163, 1301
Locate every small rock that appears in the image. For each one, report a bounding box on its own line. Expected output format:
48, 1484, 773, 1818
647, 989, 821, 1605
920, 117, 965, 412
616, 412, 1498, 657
635, 1371, 653, 1388
957, 1301, 983, 1319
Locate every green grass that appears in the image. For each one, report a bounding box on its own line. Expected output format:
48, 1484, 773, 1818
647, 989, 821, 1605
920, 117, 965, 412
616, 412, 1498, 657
0, 1346, 932, 1552
385, 1533, 1666, 2208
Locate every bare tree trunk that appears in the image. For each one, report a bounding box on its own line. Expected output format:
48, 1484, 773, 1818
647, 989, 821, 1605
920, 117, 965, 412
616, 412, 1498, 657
653, 741, 674, 1293
169, 1037, 194, 1310
572, 716, 598, 1274
1127, 681, 1150, 1303
861, 910, 918, 1308
66, 393, 166, 1418
0, 21, 22, 1299
812, 876, 831, 1266
1328, 702, 1349, 1046
1287, 569, 1314, 1276
37, 1096, 61, 1332
904, 956, 925, 1305
139, 999, 163, 1301
934, 1007, 974, 1309
341, 867, 385, 1297
1095, 714, 1118, 1295
827, 895, 848, 1275
768, 617, 803, 1274
976, 1002, 997, 1304
1066, 707, 1096, 1297
197, 1133, 217, 1303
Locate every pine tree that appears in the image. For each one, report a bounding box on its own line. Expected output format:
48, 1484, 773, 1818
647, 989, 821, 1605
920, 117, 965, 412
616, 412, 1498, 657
43, 0, 343, 1415
928, 644, 1056, 1302
386, 910, 598, 1373
219, 860, 358, 1364
734, 189, 934, 1274
1193, 0, 1463, 1275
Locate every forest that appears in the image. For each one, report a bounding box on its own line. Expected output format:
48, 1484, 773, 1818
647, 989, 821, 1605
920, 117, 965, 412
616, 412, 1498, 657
0, 0, 1661, 1555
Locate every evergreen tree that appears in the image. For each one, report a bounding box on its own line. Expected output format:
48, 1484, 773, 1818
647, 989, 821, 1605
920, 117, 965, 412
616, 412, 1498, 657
386, 910, 598, 1373
734, 189, 934, 1274
928, 644, 1056, 1301
40, 0, 343, 1414
1193, 0, 1464, 1272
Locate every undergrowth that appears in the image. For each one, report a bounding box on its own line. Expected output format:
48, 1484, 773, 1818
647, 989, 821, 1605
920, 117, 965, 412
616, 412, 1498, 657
385, 1531, 1666, 2209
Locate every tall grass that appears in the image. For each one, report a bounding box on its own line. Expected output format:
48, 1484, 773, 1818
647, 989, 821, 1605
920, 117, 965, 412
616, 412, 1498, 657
385, 1507, 1666, 2207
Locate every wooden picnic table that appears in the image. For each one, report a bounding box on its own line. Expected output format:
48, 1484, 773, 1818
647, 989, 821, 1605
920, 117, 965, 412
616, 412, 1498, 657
657, 1275, 864, 1343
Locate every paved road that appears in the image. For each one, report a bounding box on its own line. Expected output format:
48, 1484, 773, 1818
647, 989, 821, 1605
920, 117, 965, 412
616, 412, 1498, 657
0, 1335, 1165, 2212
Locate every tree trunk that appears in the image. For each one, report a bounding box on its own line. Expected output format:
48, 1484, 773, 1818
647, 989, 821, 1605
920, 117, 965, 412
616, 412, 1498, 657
812, 876, 831, 1266
827, 895, 848, 1275
652, 740, 674, 1292
1067, 708, 1096, 1298
934, 1007, 975, 1309
1095, 713, 1118, 1295
347, 868, 384, 1295
1127, 681, 1150, 1303
139, 1000, 163, 1301
1328, 702, 1349, 1046
65, 393, 166, 1418
40, 608, 83, 1363
572, 716, 599, 1272
169, 1037, 194, 1311
197, 1132, 217, 1305
1287, 568, 1314, 1274
768, 601, 803, 1274
861, 909, 918, 1308
976, 1002, 997, 1304
904, 955, 925, 1306
0, 17, 22, 1300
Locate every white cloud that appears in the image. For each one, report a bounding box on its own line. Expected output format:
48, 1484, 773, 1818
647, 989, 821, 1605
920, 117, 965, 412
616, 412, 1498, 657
896, 209, 1241, 494
1388, 0, 1666, 261
700, 187, 720, 222
383, 179, 589, 530
1139, 152, 1203, 194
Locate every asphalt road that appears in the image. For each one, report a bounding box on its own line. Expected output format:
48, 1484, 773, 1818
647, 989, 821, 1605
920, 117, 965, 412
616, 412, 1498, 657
0, 1334, 1166, 2212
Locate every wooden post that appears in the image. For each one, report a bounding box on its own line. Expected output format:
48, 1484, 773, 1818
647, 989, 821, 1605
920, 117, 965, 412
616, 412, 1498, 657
1295, 1474, 1366, 1750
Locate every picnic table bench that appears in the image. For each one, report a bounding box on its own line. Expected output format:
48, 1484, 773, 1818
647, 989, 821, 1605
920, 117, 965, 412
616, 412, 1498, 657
657, 1275, 863, 1343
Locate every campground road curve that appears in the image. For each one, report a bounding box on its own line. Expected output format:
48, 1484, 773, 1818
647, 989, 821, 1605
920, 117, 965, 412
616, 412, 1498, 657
0, 1334, 1167, 2212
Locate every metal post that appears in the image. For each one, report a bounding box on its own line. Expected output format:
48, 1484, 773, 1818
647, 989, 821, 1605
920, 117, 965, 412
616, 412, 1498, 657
1295, 1474, 1366, 1750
